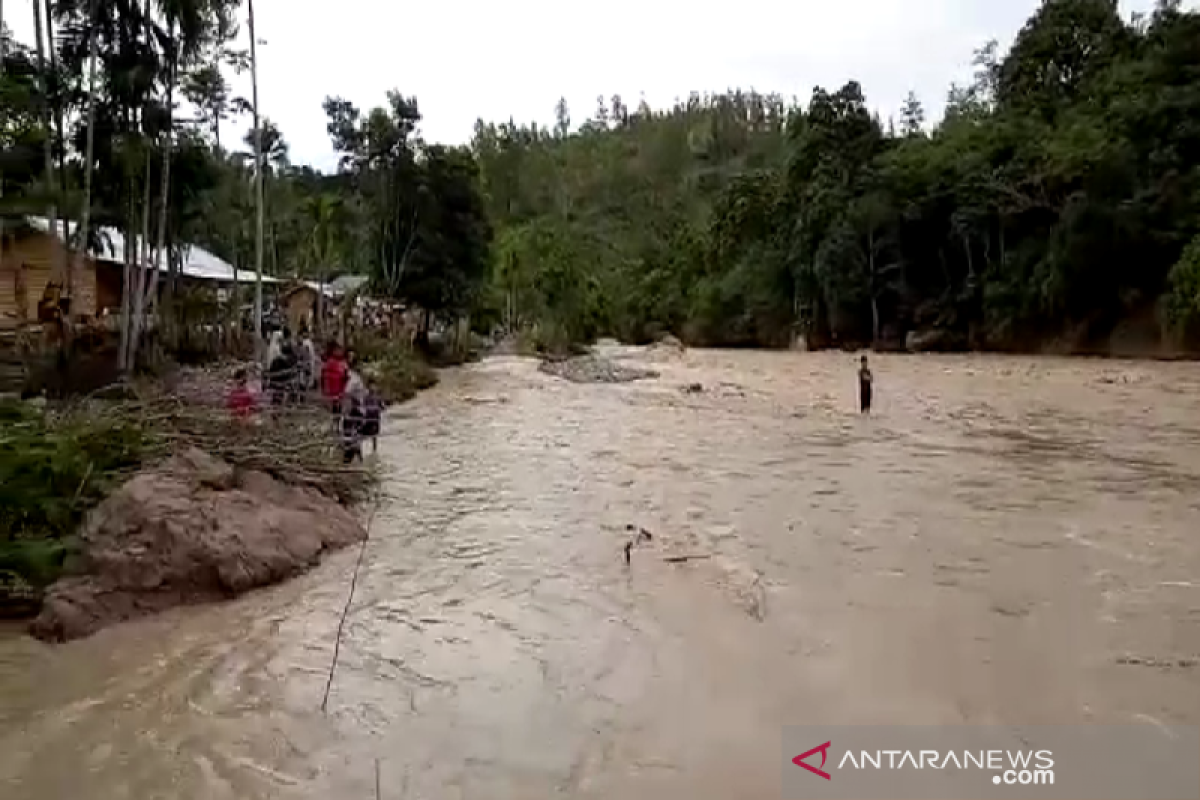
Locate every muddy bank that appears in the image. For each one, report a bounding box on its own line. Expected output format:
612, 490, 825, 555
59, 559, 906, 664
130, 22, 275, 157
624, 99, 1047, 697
31, 448, 366, 642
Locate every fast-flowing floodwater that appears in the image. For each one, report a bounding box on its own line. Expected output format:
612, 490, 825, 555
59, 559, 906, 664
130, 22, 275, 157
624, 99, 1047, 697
2, 348, 1199, 799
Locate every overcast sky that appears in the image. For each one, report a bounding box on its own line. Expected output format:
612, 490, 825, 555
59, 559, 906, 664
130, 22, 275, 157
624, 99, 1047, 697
5, 0, 1187, 171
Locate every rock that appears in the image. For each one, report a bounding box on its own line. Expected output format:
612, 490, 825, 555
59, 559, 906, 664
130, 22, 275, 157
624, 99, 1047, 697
30, 447, 366, 642
163, 447, 238, 490
905, 328, 967, 353
654, 334, 685, 351
683, 383, 704, 394
643, 334, 686, 361
0, 571, 42, 619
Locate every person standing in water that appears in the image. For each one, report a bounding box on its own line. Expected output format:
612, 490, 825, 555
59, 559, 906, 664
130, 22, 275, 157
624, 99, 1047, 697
858, 354, 873, 414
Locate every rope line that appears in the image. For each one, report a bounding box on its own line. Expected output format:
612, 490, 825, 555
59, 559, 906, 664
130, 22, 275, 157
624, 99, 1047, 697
321, 486, 381, 714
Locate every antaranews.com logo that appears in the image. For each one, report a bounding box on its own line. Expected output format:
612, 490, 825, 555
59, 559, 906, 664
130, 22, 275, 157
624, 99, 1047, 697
781, 725, 1199, 800
792, 740, 1055, 785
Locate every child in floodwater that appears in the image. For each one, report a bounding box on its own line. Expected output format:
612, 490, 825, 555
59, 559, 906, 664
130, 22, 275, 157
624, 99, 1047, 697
858, 354, 873, 414
321, 343, 350, 419
227, 368, 257, 421
358, 382, 384, 455
340, 400, 364, 463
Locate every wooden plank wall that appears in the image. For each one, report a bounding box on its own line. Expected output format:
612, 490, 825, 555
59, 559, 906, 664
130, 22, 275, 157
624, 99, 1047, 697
0, 232, 98, 329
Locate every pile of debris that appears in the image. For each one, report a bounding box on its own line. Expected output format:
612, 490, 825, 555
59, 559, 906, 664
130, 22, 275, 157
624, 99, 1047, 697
538, 354, 659, 384
31, 448, 367, 642
162, 363, 250, 406
643, 334, 687, 360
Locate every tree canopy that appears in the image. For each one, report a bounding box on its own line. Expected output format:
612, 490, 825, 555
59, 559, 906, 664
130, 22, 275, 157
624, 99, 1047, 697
3, 0, 1199, 352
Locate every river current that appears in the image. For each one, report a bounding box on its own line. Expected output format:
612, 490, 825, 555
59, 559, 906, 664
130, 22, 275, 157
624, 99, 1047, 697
2, 347, 1198, 798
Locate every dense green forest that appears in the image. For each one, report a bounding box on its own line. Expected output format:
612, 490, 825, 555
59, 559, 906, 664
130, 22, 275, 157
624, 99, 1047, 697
3, 0, 1200, 354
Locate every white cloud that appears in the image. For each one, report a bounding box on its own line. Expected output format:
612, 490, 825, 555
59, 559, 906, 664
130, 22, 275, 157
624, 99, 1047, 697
2, 0, 1187, 170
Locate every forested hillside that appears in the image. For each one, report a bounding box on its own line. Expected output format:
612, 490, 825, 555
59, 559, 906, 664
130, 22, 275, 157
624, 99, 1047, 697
471, 0, 1200, 352
3, 0, 1199, 354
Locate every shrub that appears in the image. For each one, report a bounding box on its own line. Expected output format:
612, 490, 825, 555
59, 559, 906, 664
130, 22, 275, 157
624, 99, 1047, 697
360, 347, 438, 404
0, 400, 155, 589
1164, 234, 1200, 347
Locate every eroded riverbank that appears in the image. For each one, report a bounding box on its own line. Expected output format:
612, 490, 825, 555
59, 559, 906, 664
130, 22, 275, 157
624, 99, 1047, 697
2, 348, 1198, 799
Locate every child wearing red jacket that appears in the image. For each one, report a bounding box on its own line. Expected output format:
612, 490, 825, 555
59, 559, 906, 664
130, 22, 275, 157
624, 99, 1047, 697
320, 343, 350, 415
227, 368, 257, 420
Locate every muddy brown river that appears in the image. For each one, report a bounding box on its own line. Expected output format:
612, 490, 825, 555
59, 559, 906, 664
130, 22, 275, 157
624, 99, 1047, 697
2, 348, 1199, 799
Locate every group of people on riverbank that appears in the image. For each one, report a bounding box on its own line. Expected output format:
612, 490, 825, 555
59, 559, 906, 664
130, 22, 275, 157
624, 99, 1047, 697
227, 331, 383, 463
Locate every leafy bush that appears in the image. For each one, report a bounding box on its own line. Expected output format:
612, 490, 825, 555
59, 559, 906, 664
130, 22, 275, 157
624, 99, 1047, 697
360, 347, 439, 403
345, 330, 396, 364
1164, 234, 1200, 347
511, 323, 591, 357
0, 400, 154, 589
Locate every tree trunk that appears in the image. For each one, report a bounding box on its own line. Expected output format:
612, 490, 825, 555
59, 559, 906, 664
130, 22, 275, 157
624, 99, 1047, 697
42, 0, 70, 309
126, 149, 153, 372
74, 0, 100, 314
316, 274, 325, 339
871, 295, 881, 346
270, 218, 278, 276
1, 0, 6, 286
154, 20, 177, 345
31, 0, 59, 301
248, 0, 266, 357
118, 220, 133, 370
867, 230, 879, 345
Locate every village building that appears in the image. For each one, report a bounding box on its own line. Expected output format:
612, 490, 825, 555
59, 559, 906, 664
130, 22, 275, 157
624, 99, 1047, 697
0, 216, 277, 331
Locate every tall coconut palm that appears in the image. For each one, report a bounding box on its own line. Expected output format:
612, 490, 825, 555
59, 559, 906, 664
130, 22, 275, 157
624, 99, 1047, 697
246, 0, 264, 352
152, 0, 210, 313
72, 0, 100, 317
303, 193, 342, 337
126, 0, 211, 369
31, 0, 59, 306
151, 13, 180, 328
41, 0, 70, 304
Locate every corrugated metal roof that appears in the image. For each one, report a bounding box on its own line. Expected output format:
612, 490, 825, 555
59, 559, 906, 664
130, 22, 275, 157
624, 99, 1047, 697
330, 274, 369, 294
303, 280, 336, 296
25, 216, 279, 284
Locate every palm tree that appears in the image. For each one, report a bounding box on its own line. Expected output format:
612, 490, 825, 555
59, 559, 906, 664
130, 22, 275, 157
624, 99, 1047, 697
119, 0, 214, 370
241, 119, 287, 278
31, 0, 59, 311
72, 0, 100, 320
41, 0, 70, 304
246, 0, 264, 352
241, 118, 286, 173
303, 193, 342, 336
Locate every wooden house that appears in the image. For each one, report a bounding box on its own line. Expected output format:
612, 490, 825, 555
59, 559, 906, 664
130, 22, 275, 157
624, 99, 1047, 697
0, 220, 118, 329
280, 282, 319, 335
0, 216, 277, 331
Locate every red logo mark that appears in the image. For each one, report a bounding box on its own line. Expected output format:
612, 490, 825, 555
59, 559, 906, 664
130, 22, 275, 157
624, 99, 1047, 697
793, 741, 832, 780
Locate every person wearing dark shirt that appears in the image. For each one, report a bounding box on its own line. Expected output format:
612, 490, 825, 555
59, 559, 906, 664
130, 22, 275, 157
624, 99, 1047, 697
359, 387, 384, 454
340, 394, 365, 463
858, 354, 873, 414
267, 343, 297, 407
